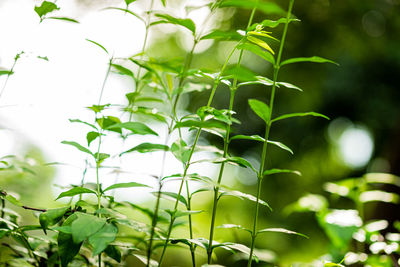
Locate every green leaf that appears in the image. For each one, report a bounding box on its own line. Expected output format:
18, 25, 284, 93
165, 209, 203, 218
87, 131, 101, 146
71, 213, 106, 243
224, 66, 257, 82
277, 82, 303, 92
263, 169, 301, 176
96, 116, 121, 133
251, 18, 300, 29
248, 99, 270, 123
257, 228, 308, 238
111, 63, 134, 78
39, 207, 69, 233
200, 30, 242, 41
0, 70, 13, 76
237, 43, 275, 65
218, 0, 284, 15
5, 194, 22, 207
171, 139, 191, 164
237, 76, 274, 88
34, 1, 59, 18
56, 187, 97, 200
86, 39, 109, 55
230, 134, 265, 142
58, 213, 82, 267
120, 143, 169, 155
174, 119, 227, 131
47, 17, 79, 23
104, 245, 121, 263
272, 112, 330, 123
153, 14, 196, 33
324, 263, 344, 267
220, 190, 272, 211
103, 182, 150, 192
158, 192, 187, 207
125, 0, 137, 5
88, 104, 111, 113
280, 56, 339, 67
69, 119, 98, 130
88, 223, 118, 255
161, 0, 166, 6
268, 140, 293, 154
61, 141, 93, 156
217, 224, 252, 234
94, 153, 110, 164
107, 122, 158, 136
197, 106, 232, 125
247, 36, 274, 55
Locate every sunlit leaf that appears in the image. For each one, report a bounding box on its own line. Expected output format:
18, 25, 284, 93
359, 190, 399, 204
157, 192, 187, 207
111, 63, 134, 78
120, 143, 169, 155
224, 65, 257, 82
56, 187, 96, 200
268, 140, 293, 154
71, 213, 106, 243
263, 169, 301, 176
47, 17, 79, 23
0, 70, 14, 76
94, 153, 110, 164
230, 134, 265, 142
257, 228, 308, 238
200, 30, 242, 41
87, 131, 101, 146
277, 82, 303, 92
237, 43, 275, 65
107, 122, 158, 136
103, 182, 150, 192
69, 119, 97, 130
217, 224, 252, 234
125, 0, 137, 5
86, 39, 109, 55
272, 112, 329, 123
247, 36, 274, 55
61, 141, 93, 155
218, 0, 284, 15
171, 139, 191, 164
5, 194, 22, 207
153, 14, 196, 34
174, 119, 227, 131
103, 7, 145, 24
165, 209, 203, 218
220, 190, 272, 211
248, 99, 270, 123
280, 56, 338, 67
250, 18, 300, 29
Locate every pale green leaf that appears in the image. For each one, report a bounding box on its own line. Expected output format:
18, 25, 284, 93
272, 112, 330, 123
281, 56, 338, 67
103, 182, 150, 192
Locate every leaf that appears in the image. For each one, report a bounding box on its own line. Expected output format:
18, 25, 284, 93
94, 153, 110, 164
161, 0, 166, 6
324, 263, 344, 267
87, 131, 101, 146
247, 36, 274, 55
96, 116, 121, 133
56, 187, 97, 200
263, 169, 301, 176
71, 213, 106, 243
171, 139, 191, 164
174, 119, 227, 131
157, 192, 187, 207
257, 228, 308, 238
125, 0, 137, 5
217, 224, 252, 234
200, 30, 242, 41
103, 182, 150, 193
107, 122, 158, 136
197, 106, 232, 125
267, 140, 293, 154
86, 39, 109, 55
111, 63, 134, 78
280, 56, 339, 67
224, 66, 257, 82
39, 207, 69, 233
153, 14, 196, 34
230, 134, 265, 142
120, 143, 169, 155
104, 245, 121, 263
218, 0, 284, 15
248, 99, 270, 123
0, 70, 13, 76
272, 112, 330, 123
69, 119, 97, 130
58, 213, 82, 267
252, 18, 300, 29
237, 43, 275, 65
5, 195, 22, 207
220, 190, 272, 211
223, 157, 257, 173
61, 141, 93, 156
34, 1, 59, 18
47, 17, 79, 23
165, 209, 203, 218
88, 104, 111, 113
88, 223, 118, 255
237, 76, 274, 88
277, 82, 303, 92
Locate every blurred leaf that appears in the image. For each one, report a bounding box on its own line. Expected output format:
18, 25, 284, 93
237, 43, 275, 65
224, 65, 257, 82
197, 106, 232, 125
272, 112, 329, 123
158, 192, 187, 207
107, 122, 158, 136
47, 17, 79, 23
153, 14, 196, 34
120, 143, 169, 155
104, 245, 121, 263
277, 82, 303, 92
247, 36, 274, 55
171, 139, 191, 164
88, 104, 111, 113
280, 56, 338, 67
5, 194, 22, 207
39, 207, 69, 234
34, 1, 59, 18
263, 169, 301, 176
166, 209, 203, 218
257, 228, 308, 238
86, 39, 109, 55
88, 223, 118, 255
268, 140, 293, 154
175, 119, 227, 131
0, 70, 13, 76
359, 190, 399, 204
237, 76, 274, 88
61, 141, 93, 155
71, 213, 106, 243
217, 224, 252, 234
56, 187, 96, 200
133, 254, 159, 267
285, 194, 328, 213
364, 173, 400, 187
103, 182, 150, 192
248, 99, 270, 123
220, 190, 272, 211
200, 30, 242, 41
87, 131, 101, 146
218, 0, 284, 15
37, 56, 49, 61
324, 263, 344, 267
251, 18, 300, 29
230, 134, 265, 142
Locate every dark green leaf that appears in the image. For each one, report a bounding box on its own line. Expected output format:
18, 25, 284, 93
0, 70, 13, 76
218, 0, 285, 15
200, 30, 242, 41
39, 207, 69, 233
47, 17, 79, 23
87, 131, 101, 146
248, 99, 270, 123
58, 213, 82, 267
71, 213, 106, 243
153, 14, 196, 34
56, 187, 96, 200
88, 223, 118, 255
268, 140, 293, 154
61, 141, 93, 155
237, 43, 275, 65
111, 63, 134, 78
280, 56, 339, 67
86, 39, 109, 55
272, 112, 330, 123
230, 134, 265, 142
104, 245, 121, 263
34, 1, 59, 18
107, 122, 158, 136
263, 169, 301, 176
103, 182, 150, 192
257, 228, 308, 238
120, 143, 169, 155
125, 0, 137, 5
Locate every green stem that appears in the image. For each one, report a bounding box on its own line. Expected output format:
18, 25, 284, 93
247, 1, 294, 266
98, 58, 113, 105
0, 52, 23, 102
207, 1, 258, 261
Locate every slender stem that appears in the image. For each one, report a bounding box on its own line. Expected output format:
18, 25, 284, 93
136, 0, 154, 81
0, 52, 23, 102
98, 58, 113, 105
247, 1, 294, 266
1, 198, 4, 218
22, 206, 47, 212
207, 1, 258, 261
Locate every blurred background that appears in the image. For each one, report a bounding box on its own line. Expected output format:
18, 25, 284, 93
0, 0, 399, 266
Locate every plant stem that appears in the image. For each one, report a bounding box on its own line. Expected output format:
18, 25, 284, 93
247, 1, 294, 266
98, 58, 113, 105
0, 52, 23, 102
207, 1, 258, 262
